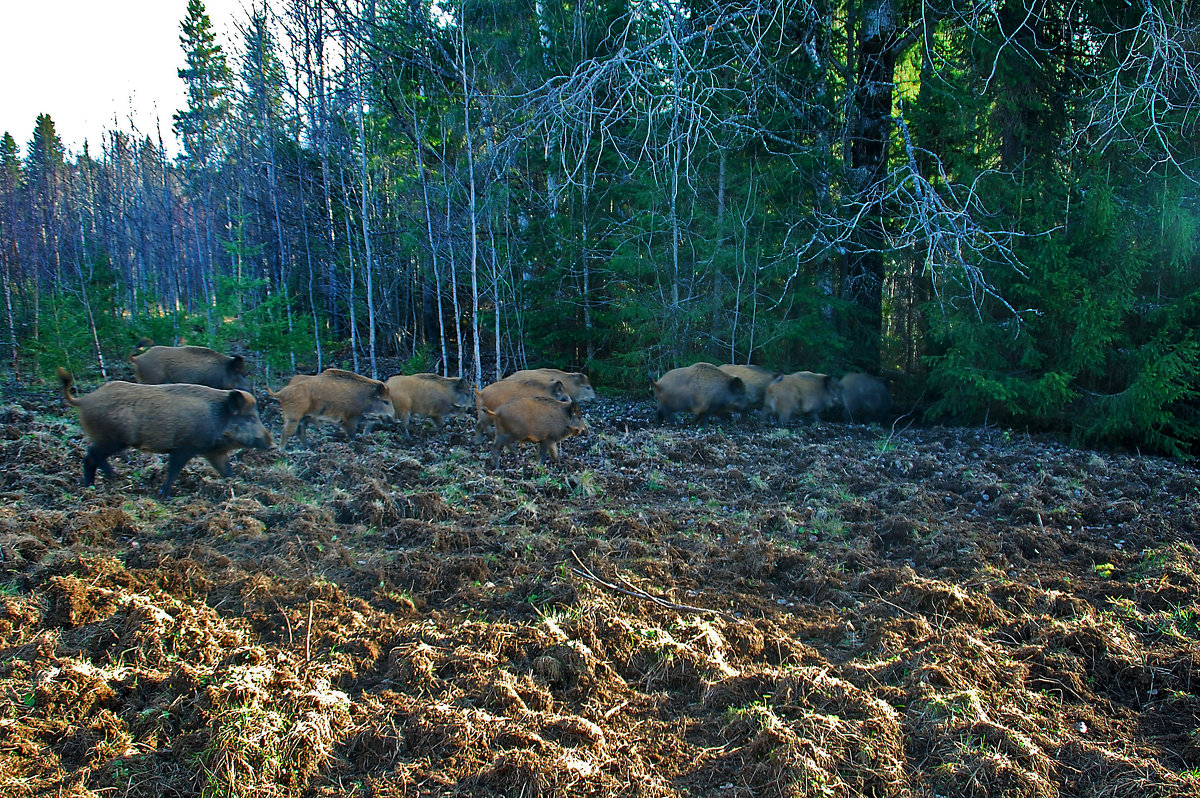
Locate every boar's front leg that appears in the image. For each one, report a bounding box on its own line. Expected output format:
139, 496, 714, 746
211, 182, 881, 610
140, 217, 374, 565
539, 441, 562, 464
205, 451, 233, 477
159, 448, 200, 498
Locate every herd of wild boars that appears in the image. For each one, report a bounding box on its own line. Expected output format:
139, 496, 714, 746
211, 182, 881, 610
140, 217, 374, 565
56, 342, 894, 496
653, 361, 892, 426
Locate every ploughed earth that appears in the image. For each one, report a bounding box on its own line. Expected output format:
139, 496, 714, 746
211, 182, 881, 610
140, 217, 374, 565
3, 381, 1200, 798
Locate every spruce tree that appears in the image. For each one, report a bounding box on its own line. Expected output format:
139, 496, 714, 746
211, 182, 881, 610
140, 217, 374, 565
174, 0, 231, 170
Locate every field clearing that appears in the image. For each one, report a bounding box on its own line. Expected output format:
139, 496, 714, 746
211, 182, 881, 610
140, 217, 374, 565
3, 386, 1200, 797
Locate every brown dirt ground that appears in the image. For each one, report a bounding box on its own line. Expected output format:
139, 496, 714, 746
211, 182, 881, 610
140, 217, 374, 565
3, 383, 1200, 798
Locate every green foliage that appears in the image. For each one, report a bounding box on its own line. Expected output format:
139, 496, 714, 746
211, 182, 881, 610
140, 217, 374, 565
924, 158, 1200, 455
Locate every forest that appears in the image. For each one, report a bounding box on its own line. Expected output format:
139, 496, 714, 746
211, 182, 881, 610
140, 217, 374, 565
0, 0, 1198, 454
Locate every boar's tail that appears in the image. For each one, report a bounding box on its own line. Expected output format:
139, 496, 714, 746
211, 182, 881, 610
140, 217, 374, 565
265, 385, 282, 398
56, 367, 82, 406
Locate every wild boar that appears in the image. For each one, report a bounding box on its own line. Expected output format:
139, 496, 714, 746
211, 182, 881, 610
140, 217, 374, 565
267, 368, 394, 448
838, 372, 893, 422
484, 396, 588, 467
130, 339, 249, 391
717, 364, 781, 411
475, 378, 570, 442
504, 368, 597, 402
764, 371, 839, 425
57, 367, 273, 498
652, 362, 751, 423
384, 373, 473, 436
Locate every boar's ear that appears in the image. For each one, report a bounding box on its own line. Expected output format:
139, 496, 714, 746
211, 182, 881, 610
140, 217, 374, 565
228, 355, 247, 374
551, 380, 569, 401
455, 377, 468, 391
729, 376, 746, 395
225, 390, 250, 413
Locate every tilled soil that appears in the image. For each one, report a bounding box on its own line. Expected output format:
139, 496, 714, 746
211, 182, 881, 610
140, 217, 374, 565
3, 386, 1200, 798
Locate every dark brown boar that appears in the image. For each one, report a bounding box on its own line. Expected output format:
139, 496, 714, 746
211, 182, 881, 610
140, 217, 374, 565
267, 368, 394, 448
652, 362, 750, 423
57, 367, 273, 498
475, 378, 570, 442
484, 396, 588, 467
838, 372, 893, 422
384, 373, 472, 435
504, 368, 597, 402
130, 339, 249, 390
717, 364, 781, 411
764, 371, 839, 425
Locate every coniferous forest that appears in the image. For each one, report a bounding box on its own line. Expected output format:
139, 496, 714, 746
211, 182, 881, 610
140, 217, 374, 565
1, 0, 1198, 453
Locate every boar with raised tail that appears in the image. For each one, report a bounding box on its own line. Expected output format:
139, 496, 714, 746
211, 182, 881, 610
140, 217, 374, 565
484, 396, 588, 467
267, 368, 394, 448
717, 364, 781, 411
504, 368, 597, 402
764, 371, 839, 425
652, 362, 751, 423
57, 367, 273, 498
838, 372, 893, 422
130, 338, 249, 391
384, 373, 472, 436
475, 377, 570, 442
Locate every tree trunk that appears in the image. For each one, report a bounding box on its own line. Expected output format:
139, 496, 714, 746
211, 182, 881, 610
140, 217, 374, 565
846, 0, 898, 373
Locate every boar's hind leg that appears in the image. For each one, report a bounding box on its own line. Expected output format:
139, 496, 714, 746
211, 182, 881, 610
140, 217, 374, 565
491, 435, 514, 468
159, 449, 199, 498
83, 442, 125, 486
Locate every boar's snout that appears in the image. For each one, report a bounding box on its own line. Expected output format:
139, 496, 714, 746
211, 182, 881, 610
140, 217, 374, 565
370, 395, 396, 418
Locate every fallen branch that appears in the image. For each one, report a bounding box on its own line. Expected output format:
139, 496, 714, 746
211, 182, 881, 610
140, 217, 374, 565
569, 551, 738, 621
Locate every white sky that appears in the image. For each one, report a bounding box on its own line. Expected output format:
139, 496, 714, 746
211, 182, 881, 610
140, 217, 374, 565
0, 0, 256, 159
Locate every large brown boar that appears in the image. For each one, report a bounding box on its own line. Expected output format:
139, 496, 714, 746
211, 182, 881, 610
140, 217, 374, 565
484, 396, 588, 467
504, 368, 597, 402
764, 371, 839, 425
475, 378, 570, 442
717, 364, 781, 410
130, 339, 249, 391
652, 362, 751, 423
384, 373, 472, 436
57, 367, 273, 498
838, 372, 893, 422
267, 368, 394, 448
